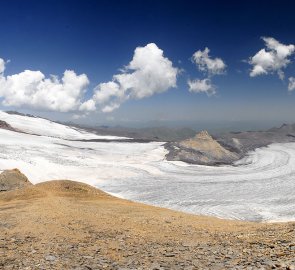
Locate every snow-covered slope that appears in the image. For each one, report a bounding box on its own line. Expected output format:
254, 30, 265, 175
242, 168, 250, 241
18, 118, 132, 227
0, 127, 165, 187
0, 111, 128, 140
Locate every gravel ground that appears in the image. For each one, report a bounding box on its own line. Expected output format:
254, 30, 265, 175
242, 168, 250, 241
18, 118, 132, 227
1, 180, 295, 270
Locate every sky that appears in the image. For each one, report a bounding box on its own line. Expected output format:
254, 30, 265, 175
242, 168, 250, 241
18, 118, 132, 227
0, 0, 295, 131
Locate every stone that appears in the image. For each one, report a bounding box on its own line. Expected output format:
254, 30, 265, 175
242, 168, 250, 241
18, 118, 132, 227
45, 255, 56, 262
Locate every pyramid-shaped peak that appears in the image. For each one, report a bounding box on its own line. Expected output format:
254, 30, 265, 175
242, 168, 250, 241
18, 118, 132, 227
280, 123, 288, 129
194, 130, 213, 140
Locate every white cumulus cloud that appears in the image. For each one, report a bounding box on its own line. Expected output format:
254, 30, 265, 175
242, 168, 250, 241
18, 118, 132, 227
188, 48, 225, 95
0, 66, 90, 112
0, 43, 178, 115
79, 99, 96, 111
188, 78, 216, 95
249, 37, 295, 79
0, 58, 5, 74
192, 47, 226, 75
81, 43, 179, 112
288, 77, 295, 91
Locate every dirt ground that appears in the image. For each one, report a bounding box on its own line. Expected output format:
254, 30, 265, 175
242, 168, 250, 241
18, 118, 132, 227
1, 180, 295, 269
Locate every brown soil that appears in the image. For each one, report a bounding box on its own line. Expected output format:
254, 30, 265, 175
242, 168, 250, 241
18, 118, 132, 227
0, 179, 295, 269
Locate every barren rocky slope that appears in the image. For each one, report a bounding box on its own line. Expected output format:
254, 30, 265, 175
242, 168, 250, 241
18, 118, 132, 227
0, 170, 295, 269
166, 131, 239, 165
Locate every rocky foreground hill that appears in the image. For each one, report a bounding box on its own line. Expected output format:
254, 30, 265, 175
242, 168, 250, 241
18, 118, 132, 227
0, 170, 295, 269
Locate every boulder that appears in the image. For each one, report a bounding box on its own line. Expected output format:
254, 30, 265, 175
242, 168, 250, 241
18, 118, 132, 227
0, 169, 32, 192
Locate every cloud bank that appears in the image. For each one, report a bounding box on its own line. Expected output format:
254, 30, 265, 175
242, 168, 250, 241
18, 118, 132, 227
249, 37, 295, 79
81, 43, 179, 112
0, 43, 178, 113
188, 48, 226, 95
1, 38, 294, 115
0, 60, 89, 112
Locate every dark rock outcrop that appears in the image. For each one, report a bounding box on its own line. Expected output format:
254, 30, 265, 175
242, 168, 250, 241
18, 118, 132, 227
0, 120, 16, 132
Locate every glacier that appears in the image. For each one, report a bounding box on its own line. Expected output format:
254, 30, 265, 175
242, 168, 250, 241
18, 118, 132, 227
0, 111, 294, 222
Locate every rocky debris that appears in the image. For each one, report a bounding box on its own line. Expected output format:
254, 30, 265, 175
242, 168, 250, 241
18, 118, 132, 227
165, 130, 239, 165
0, 169, 32, 192
1, 222, 295, 269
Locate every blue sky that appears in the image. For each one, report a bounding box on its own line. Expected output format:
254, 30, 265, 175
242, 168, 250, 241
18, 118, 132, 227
0, 0, 295, 131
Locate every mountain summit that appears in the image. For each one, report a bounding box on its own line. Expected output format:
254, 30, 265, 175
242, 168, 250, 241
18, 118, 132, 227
166, 130, 238, 165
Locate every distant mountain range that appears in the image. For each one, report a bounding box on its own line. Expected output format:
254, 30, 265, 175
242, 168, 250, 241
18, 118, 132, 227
63, 122, 197, 142
6, 110, 38, 118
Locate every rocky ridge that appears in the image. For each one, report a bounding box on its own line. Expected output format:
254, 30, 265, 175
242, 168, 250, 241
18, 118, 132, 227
0, 120, 16, 132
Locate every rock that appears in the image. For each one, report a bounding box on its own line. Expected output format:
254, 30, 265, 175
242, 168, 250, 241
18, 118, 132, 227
82, 256, 93, 259
45, 255, 56, 262
164, 253, 175, 257
0, 120, 16, 132
0, 169, 32, 192
192, 260, 199, 267
150, 262, 161, 269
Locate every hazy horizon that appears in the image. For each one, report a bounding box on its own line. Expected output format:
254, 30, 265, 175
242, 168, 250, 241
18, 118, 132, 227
5, 109, 292, 135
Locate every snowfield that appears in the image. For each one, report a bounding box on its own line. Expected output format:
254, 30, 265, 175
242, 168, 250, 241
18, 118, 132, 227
0, 111, 128, 140
0, 111, 294, 222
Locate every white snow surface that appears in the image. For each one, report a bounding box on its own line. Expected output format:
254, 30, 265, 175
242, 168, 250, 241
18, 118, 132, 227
0, 111, 128, 140
0, 112, 294, 222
